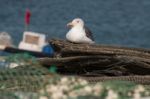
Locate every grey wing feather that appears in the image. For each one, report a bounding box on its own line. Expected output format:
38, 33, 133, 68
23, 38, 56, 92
84, 26, 94, 41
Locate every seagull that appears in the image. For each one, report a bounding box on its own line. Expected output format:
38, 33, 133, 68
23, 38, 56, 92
66, 18, 95, 44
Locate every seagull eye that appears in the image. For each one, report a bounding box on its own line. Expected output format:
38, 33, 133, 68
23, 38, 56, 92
77, 21, 80, 23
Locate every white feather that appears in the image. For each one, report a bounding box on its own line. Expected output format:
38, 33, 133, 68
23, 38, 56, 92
66, 19, 94, 44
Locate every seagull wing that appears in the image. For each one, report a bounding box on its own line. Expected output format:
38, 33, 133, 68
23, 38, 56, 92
84, 26, 94, 41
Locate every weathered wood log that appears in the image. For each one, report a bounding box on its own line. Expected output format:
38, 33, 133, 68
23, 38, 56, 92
47, 39, 150, 72
39, 55, 150, 67
39, 55, 150, 75
49, 39, 150, 58
38, 39, 150, 84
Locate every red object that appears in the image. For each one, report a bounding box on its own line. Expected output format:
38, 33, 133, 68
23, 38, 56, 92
25, 9, 31, 25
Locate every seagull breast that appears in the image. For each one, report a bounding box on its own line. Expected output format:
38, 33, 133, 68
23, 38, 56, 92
66, 26, 85, 43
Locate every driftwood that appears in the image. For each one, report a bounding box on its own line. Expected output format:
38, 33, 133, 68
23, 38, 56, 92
49, 39, 150, 58
39, 39, 150, 84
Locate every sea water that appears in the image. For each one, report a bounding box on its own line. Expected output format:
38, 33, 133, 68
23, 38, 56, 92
0, 0, 150, 53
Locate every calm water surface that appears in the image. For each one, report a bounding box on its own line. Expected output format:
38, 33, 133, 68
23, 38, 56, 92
0, 0, 150, 52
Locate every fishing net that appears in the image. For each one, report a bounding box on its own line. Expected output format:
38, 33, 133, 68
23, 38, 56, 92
0, 53, 149, 99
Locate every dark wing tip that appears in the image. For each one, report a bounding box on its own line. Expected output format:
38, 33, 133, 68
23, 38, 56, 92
84, 26, 94, 41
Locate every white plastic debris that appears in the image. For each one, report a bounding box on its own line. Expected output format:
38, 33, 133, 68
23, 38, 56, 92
19, 31, 46, 52
0, 32, 13, 47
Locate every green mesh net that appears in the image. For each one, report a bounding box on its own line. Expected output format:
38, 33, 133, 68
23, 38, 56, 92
0, 53, 149, 99
5, 53, 37, 65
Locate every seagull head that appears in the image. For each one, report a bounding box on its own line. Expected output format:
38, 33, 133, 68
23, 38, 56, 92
67, 18, 84, 28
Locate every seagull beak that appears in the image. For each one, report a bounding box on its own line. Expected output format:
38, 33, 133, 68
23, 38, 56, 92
67, 22, 74, 28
